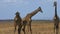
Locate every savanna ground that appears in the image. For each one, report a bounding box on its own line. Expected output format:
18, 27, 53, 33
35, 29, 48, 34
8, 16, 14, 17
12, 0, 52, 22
0, 20, 60, 34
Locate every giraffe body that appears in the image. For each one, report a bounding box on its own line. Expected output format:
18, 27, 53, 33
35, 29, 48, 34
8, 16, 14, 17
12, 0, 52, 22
54, 15, 59, 34
22, 7, 43, 34
14, 12, 22, 34
53, 1, 59, 34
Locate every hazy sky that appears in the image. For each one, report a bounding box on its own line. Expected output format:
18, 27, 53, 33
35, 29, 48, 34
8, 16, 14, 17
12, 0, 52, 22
0, 0, 60, 20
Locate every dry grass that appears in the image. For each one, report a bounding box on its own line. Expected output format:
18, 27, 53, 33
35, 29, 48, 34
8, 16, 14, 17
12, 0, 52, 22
0, 21, 60, 34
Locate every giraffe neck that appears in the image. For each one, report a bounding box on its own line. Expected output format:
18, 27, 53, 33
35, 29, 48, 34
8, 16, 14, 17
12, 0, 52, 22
54, 2, 58, 18
54, 2, 58, 19
16, 15, 22, 20
28, 9, 40, 18
55, 5, 57, 16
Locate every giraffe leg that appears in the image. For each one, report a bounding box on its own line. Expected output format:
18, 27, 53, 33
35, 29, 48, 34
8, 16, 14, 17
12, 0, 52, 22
27, 22, 32, 34
18, 26, 22, 34
56, 26, 59, 34
14, 23, 17, 34
27, 21, 32, 34
18, 27, 20, 34
23, 26, 26, 34
22, 26, 25, 32
54, 26, 55, 34
27, 24, 30, 32
22, 24, 26, 34
56, 29, 58, 34
29, 22, 32, 34
24, 26, 25, 34
22, 21, 27, 34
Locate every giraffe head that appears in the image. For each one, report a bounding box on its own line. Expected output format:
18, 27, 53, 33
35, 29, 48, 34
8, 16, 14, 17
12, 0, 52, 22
38, 7, 43, 13
15, 11, 20, 15
54, 1, 57, 7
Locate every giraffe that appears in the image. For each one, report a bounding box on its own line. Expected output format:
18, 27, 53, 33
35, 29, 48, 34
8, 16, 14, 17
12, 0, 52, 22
22, 7, 43, 34
53, 1, 59, 34
14, 11, 22, 34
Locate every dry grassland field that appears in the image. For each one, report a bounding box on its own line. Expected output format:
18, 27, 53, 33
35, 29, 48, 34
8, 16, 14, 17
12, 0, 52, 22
0, 20, 60, 34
